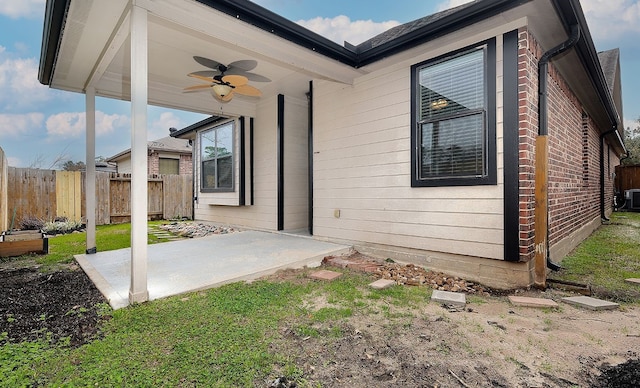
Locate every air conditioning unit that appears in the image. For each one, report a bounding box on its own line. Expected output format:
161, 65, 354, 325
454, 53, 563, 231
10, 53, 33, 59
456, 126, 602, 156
625, 189, 640, 211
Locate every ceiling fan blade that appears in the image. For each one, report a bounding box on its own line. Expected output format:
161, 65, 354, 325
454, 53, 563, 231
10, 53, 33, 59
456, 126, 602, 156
183, 84, 212, 92
222, 75, 248, 87
226, 69, 271, 82
234, 84, 262, 97
190, 70, 218, 78
193, 56, 222, 70
228, 59, 257, 71
187, 73, 216, 83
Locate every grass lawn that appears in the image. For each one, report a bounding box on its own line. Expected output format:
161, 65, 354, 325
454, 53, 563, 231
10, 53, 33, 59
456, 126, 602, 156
549, 211, 640, 303
1, 221, 173, 269
2, 215, 640, 386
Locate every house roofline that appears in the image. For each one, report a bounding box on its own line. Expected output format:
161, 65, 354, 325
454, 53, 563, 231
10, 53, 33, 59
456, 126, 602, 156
171, 115, 226, 138
39, 0, 625, 153
552, 0, 625, 153
38, 0, 68, 85
195, 0, 358, 66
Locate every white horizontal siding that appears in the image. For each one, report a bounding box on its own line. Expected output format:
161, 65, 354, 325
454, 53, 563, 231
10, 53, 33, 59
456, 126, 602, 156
283, 96, 309, 231
312, 33, 505, 260
194, 97, 278, 230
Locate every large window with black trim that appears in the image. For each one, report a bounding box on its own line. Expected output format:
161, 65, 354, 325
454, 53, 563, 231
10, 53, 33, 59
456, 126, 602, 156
200, 121, 234, 192
411, 39, 496, 187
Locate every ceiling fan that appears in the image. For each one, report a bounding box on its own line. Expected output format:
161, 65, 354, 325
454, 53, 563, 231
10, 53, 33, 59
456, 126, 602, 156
183, 56, 271, 103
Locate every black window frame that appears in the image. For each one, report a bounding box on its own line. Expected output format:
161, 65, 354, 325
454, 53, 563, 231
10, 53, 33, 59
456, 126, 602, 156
200, 121, 235, 193
411, 38, 496, 187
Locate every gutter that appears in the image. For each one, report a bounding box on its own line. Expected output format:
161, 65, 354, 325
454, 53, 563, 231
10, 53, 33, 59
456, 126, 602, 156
600, 126, 618, 221
38, 0, 69, 85
198, 0, 529, 68
534, 24, 581, 281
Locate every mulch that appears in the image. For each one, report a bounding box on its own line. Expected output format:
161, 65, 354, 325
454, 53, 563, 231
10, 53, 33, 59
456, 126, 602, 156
0, 265, 108, 347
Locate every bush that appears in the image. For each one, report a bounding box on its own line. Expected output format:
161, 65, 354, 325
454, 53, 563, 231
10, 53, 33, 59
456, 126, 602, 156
42, 220, 84, 235
19, 216, 45, 231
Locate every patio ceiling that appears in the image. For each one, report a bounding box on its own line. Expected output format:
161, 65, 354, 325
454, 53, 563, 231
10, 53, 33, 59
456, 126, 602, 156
45, 0, 366, 117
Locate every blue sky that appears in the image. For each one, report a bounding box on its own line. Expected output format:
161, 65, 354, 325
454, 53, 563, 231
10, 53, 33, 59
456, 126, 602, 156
0, 0, 638, 168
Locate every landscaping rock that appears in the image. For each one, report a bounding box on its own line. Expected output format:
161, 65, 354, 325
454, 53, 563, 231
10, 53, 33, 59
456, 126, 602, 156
158, 222, 239, 238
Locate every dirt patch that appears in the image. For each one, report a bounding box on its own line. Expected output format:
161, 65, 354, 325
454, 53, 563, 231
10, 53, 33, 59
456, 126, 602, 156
1, 255, 639, 387
266, 263, 640, 388
0, 264, 109, 347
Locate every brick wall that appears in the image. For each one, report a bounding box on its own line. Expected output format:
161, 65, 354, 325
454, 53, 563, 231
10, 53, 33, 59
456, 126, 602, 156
517, 28, 616, 262
147, 152, 192, 176
148, 152, 160, 175
179, 154, 193, 175
517, 28, 539, 262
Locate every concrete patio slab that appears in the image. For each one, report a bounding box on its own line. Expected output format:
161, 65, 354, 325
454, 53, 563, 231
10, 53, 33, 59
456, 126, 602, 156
561, 296, 619, 311
75, 231, 350, 309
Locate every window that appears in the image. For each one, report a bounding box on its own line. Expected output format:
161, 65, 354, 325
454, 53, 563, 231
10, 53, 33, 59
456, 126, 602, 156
411, 40, 496, 186
200, 122, 234, 191
159, 158, 179, 175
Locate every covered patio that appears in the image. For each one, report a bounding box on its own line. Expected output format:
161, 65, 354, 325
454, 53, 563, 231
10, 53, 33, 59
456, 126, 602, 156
75, 230, 350, 309
40, 0, 363, 305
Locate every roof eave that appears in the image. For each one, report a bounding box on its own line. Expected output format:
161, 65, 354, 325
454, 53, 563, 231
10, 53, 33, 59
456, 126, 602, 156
357, 0, 531, 66
552, 0, 626, 153
38, 0, 69, 85
171, 115, 226, 138
195, 0, 358, 66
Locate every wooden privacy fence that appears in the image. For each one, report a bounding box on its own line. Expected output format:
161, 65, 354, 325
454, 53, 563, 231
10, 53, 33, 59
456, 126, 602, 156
615, 165, 640, 194
4, 168, 192, 228
0, 147, 8, 231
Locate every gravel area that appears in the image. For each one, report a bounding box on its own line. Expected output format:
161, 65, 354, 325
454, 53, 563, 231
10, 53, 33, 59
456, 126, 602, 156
158, 222, 240, 238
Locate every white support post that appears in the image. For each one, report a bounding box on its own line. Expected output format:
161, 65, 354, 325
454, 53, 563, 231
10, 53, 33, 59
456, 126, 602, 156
129, 3, 149, 304
85, 87, 97, 254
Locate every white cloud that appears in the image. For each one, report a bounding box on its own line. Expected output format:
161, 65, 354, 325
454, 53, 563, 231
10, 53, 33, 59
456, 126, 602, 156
45, 111, 130, 138
148, 112, 185, 140
0, 0, 45, 19
581, 0, 640, 43
0, 54, 53, 110
624, 118, 639, 131
6, 156, 22, 167
0, 112, 44, 139
296, 16, 400, 45
436, 0, 474, 12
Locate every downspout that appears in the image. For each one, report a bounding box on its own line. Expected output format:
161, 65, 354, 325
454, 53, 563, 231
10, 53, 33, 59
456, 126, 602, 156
534, 24, 581, 287
600, 126, 618, 221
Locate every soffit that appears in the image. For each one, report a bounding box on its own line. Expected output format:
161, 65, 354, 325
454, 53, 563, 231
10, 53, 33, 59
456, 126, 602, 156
49, 0, 364, 117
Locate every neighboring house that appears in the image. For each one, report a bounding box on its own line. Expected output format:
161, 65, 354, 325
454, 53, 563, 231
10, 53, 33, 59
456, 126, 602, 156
39, 0, 626, 289
107, 135, 192, 176
95, 161, 118, 173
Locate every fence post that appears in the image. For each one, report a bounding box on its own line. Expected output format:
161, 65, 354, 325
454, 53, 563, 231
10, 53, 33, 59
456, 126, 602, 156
0, 147, 7, 231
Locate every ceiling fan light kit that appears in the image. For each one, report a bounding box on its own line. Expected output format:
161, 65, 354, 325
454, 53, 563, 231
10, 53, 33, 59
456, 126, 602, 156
212, 83, 232, 97
183, 56, 270, 103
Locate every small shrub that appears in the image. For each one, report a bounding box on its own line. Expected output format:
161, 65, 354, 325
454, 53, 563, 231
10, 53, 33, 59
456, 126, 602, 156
19, 216, 45, 231
42, 220, 84, 235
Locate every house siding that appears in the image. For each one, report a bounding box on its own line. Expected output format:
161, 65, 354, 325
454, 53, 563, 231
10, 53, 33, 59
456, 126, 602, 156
193, 98, 278, 230
283, 96, 309, 231
313, 32, 507, 264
